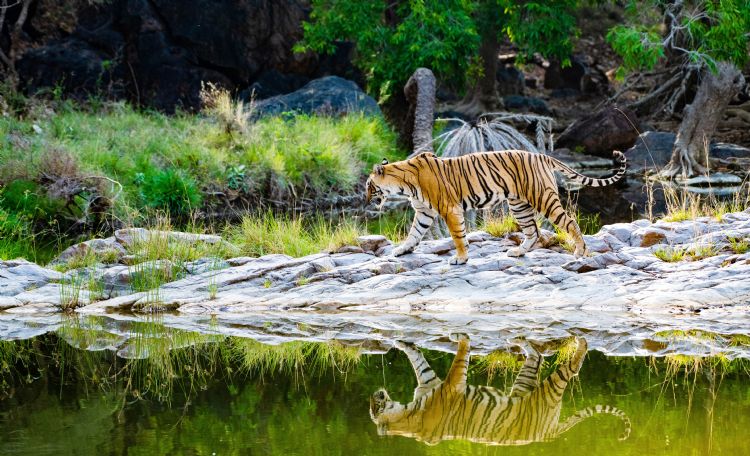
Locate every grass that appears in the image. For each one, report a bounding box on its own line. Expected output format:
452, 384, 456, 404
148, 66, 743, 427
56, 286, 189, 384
226, 212, 366, 258
727, 237, 749, 254
59, 273, 85, 311
0, 92, 403, 260
654, 245, 686, 262
687, 243, 719, 260
659, 181, 750, 223
481, 213, 519, 237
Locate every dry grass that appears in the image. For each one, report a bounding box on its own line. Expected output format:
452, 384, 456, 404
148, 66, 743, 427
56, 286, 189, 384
481, 213, 519, 237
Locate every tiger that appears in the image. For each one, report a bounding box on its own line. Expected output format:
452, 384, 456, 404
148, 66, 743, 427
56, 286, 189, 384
370, 334, 631, 446
365, 150, 626, 264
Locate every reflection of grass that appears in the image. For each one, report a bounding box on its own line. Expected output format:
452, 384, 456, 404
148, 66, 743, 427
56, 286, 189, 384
654, 330, 719, 342
231, 338, 361, 378
473, 351, 523, 382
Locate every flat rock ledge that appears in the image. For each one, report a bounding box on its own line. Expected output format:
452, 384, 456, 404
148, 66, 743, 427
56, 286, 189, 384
2, 210, 750, 318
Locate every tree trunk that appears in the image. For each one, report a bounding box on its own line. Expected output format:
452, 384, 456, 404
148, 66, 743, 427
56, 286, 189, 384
454, 30, 500, 119
404, 67, 436, 156
661, 62, 745, 178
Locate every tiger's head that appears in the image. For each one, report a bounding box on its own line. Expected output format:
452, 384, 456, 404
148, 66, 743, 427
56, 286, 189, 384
365, 153, 435, 206
365, 158, 398, 207
370, 388, 407, 435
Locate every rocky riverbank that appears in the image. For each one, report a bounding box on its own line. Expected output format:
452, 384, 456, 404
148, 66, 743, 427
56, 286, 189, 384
2, 210, 750, 318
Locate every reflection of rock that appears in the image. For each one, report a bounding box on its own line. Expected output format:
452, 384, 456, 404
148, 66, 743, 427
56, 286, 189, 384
370, 336, 630, 445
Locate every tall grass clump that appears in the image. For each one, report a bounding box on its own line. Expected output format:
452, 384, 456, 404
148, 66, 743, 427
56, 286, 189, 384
227, 213, 365, 257
660, 181, 750, 223
481, 213, 519, 237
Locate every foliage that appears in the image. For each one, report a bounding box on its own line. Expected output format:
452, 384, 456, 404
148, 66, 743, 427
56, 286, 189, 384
654, 244, 686, 262
297, 0, 479, 98
139, 168, 202, 219
481, 213, 519, 237
607, 0, 750, 73
297, 0, 581, 98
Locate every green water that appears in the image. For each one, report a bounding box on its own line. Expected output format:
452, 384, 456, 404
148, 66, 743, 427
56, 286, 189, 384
1, 328, 749, 455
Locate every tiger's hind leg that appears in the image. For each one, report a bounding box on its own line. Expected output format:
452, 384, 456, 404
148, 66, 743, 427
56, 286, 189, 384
506, 198, 540, 257
542, 197, 586, 257
394, 340, 441, 392
510, 340, 542, 397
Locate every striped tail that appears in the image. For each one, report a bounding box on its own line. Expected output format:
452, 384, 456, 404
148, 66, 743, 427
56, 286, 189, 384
552, 150, 627, 187
555, 404, 632, 441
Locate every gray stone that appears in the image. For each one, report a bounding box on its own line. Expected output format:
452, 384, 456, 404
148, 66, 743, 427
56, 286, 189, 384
50, 237, 126, 266
356, 235, 391, 253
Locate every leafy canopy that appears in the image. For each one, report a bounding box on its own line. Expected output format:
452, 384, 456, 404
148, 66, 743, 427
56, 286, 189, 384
607, 0, 750, 73
296, 0, 581, 98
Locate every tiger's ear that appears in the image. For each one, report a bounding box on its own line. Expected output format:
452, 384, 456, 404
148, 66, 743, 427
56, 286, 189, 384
373, 164, 385, 176
414, 151, 436, 159
381, 158, 389, 165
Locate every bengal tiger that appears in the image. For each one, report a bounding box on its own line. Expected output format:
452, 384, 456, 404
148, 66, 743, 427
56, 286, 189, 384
370, 334, 631, 446
365, 150, 626, 264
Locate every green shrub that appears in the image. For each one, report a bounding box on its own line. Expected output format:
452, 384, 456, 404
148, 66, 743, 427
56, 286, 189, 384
139, 169, 202, 219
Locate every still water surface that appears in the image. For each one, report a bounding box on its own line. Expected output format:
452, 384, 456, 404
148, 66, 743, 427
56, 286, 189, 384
0, 318, 748, 455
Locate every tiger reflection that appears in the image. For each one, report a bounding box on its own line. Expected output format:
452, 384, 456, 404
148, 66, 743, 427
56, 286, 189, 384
370, 334, 630, 446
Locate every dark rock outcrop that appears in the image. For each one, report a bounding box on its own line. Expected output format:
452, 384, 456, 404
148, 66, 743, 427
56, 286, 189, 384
16, 0, 358, 112
503, 95, 551, 116
252, 76, 381, 118
556, 106, 639, 157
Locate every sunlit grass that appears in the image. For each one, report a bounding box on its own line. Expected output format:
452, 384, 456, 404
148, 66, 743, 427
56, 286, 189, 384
654, 245, 686, 262
727, 237, 749, 254
481, 214, 519, 238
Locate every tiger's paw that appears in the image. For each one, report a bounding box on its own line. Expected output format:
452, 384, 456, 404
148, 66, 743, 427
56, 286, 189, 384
573, 246, 588, 258
449, 333, 469, 342
507, 247, 527, 257
449, 255, 468, 265
391, 244, 414, 257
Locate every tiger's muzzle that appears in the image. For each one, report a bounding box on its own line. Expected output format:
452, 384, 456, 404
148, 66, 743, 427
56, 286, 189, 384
365, 178, 383, 206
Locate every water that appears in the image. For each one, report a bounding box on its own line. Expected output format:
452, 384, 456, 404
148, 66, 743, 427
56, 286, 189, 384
1, 316, 749, 455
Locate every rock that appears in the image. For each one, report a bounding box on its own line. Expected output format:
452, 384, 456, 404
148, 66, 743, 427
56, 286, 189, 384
356, 235, 391, 253
543, 55, 584, 91
50, 237, 127, 266
114, 228, 222, 248
555, 106, 639, 157
635, 229, 667, 247
496, 63, 525, 96
503, 95, 551, 116
4, 212, 750, 322
240, 70, 310, 101
253, 76, 381, 118
16, 1, 357, 111
18, 38, 125, 100
336, 246, 365, 254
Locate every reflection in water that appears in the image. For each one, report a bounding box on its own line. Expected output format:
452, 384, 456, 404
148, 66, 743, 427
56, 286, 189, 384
1, 318, 750, 455
371, 335, 631, 446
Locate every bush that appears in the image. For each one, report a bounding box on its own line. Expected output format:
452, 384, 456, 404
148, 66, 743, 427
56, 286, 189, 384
139, 168, 202, 219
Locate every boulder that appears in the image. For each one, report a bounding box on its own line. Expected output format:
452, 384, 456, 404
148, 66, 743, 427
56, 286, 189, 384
50, 237, 127, 267
17, 39, 125, 100
252, 76, 381, 118
555, 106, 639, 157
503, 95, 551, 116
240, 70, 310, 101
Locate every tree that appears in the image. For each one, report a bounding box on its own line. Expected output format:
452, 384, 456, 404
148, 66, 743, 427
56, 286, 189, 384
607, 0, 750, 178
296, 0, 581, 114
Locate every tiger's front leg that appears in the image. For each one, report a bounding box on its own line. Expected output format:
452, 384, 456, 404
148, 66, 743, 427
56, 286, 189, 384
445, 208, 468, 265
391, 206, 437, 257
